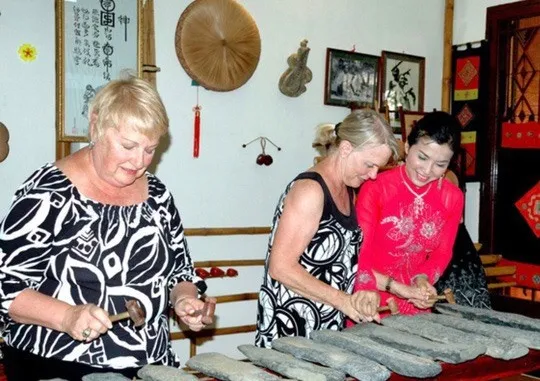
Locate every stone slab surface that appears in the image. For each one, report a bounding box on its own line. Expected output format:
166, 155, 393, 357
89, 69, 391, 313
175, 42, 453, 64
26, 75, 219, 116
420, 313, 540, 350
186, 352, 284, 381
436, 303, 540, 332
382, 314, 529, 360
345, 322, 484, 364
82, 374, 131, 381
137, 365, 198, 381
310, 329, 441, 378
272, 336, 390, 381
238, 344, 346, 381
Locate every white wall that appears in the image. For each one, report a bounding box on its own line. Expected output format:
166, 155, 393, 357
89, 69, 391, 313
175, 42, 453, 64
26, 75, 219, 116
453, 0, 522, 46
0, 0, 518, 363
0, 0, 56, 208
453, 0, 521, 242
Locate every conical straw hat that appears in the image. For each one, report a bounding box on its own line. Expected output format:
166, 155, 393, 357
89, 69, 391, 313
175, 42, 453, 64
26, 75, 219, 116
175, 0, 261, 91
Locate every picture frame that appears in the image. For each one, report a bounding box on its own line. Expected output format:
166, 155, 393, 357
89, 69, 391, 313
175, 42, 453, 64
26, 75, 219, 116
399, 107, 426, 142
55, 0, 142, 142
381, 51, 425, 134
324, 48, 380, 108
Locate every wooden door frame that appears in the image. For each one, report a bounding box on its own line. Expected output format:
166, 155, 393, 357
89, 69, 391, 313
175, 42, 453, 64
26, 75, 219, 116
481, 0, 540, 252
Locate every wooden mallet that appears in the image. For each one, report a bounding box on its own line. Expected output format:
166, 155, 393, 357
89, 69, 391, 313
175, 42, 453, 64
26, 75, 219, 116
377, 297, 399, 315
428, 288, 456, 304
109, 299, 146, 327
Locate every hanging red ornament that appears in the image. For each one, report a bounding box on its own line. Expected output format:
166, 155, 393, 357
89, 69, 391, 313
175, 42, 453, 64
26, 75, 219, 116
242, 136, 281, 167
193, 105, 201, 158
195, 268, 210, 279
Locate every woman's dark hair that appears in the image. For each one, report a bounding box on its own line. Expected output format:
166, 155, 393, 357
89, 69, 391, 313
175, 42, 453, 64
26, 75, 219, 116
407, 111, 461, 154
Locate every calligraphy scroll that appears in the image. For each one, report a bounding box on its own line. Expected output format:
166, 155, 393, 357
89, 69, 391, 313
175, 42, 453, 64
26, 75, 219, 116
56, 0, 141, 142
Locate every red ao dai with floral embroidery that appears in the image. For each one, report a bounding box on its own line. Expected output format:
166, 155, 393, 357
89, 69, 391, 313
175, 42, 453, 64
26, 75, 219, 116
353, 166, 464, 316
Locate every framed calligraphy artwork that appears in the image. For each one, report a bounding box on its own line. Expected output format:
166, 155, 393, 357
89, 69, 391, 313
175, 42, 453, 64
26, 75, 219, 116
55, 0, 141, 142
381, 51, 425, 134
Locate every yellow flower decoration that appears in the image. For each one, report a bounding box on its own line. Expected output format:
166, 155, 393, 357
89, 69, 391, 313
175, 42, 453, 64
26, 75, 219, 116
18, 43, 37, 62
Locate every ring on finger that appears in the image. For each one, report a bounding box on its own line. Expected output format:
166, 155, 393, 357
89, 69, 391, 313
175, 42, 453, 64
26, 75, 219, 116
82, 328, 91, 340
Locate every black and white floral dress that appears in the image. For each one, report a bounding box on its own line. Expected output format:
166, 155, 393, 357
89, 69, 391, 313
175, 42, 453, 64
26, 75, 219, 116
0, 164, 200, 369
255, 172, 361, 348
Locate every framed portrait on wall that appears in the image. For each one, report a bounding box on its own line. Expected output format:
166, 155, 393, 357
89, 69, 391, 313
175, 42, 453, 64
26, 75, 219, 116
324, 48, 380, 108
55, 0, 142, 142
381, 51, 425, 134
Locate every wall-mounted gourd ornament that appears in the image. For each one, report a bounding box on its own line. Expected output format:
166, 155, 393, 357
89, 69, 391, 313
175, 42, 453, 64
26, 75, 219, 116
279, 39, 313, 97
0, 122, 10, 163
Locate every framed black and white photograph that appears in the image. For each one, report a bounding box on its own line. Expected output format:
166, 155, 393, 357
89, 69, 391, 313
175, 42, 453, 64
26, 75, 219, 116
55, 0, 142, 142
324, 48, 380, 108
381, 51, 425, 134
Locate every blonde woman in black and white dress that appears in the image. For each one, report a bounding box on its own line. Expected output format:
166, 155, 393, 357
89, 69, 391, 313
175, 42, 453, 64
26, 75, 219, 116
255, 109, 399, 348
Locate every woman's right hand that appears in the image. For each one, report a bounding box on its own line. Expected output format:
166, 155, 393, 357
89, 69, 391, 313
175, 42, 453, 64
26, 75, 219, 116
390, 282, 435, 309
342, 291, 381, 323
389, 281, 426, 301
61, 304, 112, 342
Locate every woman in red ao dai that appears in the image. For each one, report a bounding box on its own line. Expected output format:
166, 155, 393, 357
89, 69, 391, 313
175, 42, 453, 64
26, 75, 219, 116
353, 111, 464, 316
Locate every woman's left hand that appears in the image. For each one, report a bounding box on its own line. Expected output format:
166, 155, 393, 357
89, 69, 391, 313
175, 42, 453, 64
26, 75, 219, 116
173, 296, 208, 332
348, 291, 381, 323
410, 276, 437, 309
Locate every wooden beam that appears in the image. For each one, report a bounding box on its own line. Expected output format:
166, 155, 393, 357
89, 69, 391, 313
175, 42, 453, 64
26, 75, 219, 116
141, 0, 158, 87
56, 141, 71, 161
480, 254, 502, 265
484, 265, 516, 277
441, 0, 454, 112
170, 324, 257, 340
214, 293, 259, 304
488, 282, 517, 290
194, 259, 264, 268
185, 226, 271, 236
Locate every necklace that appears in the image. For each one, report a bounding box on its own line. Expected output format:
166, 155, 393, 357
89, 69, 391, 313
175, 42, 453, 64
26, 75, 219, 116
400, 166, 432, 218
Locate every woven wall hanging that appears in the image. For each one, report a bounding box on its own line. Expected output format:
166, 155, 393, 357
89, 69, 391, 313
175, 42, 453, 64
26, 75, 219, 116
175, 0, 261, 91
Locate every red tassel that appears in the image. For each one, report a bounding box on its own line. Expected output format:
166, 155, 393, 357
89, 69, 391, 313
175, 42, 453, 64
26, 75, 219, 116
193, 106, 201, 158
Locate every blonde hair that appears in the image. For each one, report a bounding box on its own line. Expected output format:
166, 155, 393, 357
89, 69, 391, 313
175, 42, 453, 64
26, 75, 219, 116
314, 109, 399, 160
89, 77, 169, 141
312, 123, 335, 156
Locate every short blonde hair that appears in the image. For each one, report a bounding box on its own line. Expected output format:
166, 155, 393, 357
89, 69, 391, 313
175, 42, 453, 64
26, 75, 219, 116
314, 109, 399, 160
89, 77, 169, 141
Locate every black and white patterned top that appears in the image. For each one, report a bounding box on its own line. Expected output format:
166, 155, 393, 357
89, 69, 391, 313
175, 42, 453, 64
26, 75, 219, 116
435, 223, 491, 309
255, 172, 361, 348
0, 163, 200, 369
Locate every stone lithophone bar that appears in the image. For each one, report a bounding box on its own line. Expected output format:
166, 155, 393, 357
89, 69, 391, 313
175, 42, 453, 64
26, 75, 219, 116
345, 322, 485, 364
137, 364, 198, 380
310, 329, 441, 378
382, 315, 529, 360
419, 313, 540, 350
272, 336, 391, 381
436, 303, 540, 332
186, 352, 284, 381
238, 344, 346, 381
